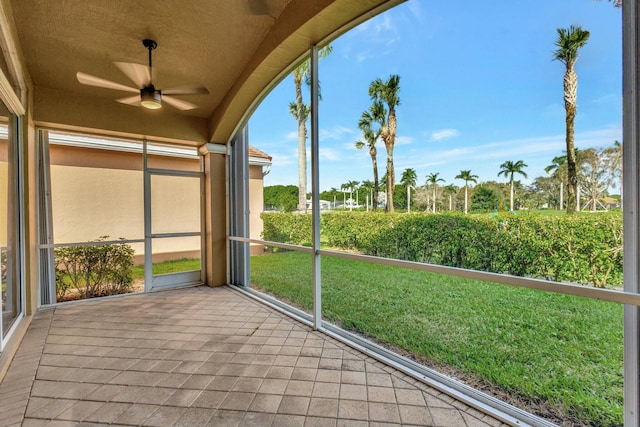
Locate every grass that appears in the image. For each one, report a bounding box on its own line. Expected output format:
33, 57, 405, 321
251, 251, 623, 427
131, 258, 201, 279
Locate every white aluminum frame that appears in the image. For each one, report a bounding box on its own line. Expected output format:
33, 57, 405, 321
143, 140, 205, 292
623, 0, 639, 425
0, 114, 25, 352
310, 45, 322, 330
229, 4, 639, 421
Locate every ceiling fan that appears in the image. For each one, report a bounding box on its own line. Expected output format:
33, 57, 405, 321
76, 39, 209, 111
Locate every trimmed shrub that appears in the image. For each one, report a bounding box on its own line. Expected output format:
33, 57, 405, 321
54, 236, 135, 301
261, 211, 623, 288
261, 212, 313, 247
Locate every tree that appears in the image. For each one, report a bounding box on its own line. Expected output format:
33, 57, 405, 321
498, 160, 528, 211
344, 180, 359, 211
320, 187, 342, 209
340, 182, 350, 208
426, 172, 445, 213
360, 180, 375, 210
400, 168, 417, 212
369, 75, 401, 212
263, 185, 298, 212
355, 102, 384, 211
603, 140, 622, 205
545, 149, 581, 210
455, 170, 478, 214
443, 184, 458, 211
580, 148, 610, 211
553, 25, 590, 214
471, 184, 501, 212
290, 45, 333, 213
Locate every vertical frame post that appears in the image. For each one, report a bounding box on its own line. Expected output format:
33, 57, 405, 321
310, 45, 321, 330
623, 0, 640, 424
230, 126, 250, 286
143, 140, 152, 292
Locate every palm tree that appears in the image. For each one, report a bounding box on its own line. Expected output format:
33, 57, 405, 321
290, 45, 333, 213
369, 75, 401, 212
360, 180, 374, 211
400, 168, 417, 212
329, 187, 339, 209
553, 25, 589, 214
498, 160, 528, 211
355, 102, 384, 211
345, 180, 359, 211
443, 184, 458, 211
426, 172, 445, 213
545, 149, 580, 210
340, 182, 350, 209
455, 170, 478, 214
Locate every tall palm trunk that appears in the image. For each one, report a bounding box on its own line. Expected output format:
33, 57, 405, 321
295, 78, 307, 213
385, 109, 397, 212
510, 180, 514, 211
370, 146, 379, 211
564, 66, 578, 214
432, 186, 436, 213
464, 185, 469, 214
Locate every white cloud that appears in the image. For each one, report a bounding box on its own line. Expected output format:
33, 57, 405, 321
429, 129, 459, 142
413, 127, 622, 169
285, 131, 298, 141
406, 1, 424, 23
347, 12, 400, 62
269, 152, 295, 167
395, 135, 414, 146
319, 148, 341, 161
320, 126, 355, 141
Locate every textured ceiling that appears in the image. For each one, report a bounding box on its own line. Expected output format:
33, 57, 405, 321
10, 0, 292, 119
6, 0, 398, 143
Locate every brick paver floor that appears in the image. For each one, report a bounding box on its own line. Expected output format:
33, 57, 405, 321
0, 286, 508, 426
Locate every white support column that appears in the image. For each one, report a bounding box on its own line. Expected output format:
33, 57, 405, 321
623, 0, 640, 424
310, 45, 322, 330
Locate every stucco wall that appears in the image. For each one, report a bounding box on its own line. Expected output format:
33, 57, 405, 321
0, 138, 8, 246
47, 143, 265, 262
249, 164, 264, 255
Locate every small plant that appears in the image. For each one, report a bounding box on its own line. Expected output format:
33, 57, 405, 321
54, 236, 135, 301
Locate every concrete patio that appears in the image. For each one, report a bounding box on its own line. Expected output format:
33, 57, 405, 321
0, 286, 507, 427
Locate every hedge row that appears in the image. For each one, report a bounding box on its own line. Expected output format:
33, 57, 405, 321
261, 211, 623, 288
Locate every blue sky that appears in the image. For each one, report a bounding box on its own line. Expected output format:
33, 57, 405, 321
249, 0, 622, 192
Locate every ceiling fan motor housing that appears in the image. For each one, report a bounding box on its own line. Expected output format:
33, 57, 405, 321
140, 85, 162, 109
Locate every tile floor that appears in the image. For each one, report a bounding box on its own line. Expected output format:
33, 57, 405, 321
0, 286, 508, 426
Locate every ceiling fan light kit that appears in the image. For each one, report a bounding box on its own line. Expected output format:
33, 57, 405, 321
76, 39, 208, 111
140, 86, 162, 110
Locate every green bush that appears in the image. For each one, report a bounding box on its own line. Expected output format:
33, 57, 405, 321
261, 211, 623, 288
260, 212, 313, 247
54, 236, 135, 301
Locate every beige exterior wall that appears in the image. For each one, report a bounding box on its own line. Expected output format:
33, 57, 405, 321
0, 161, 7, 247
0, 138, 7, 246
47, 143, 266, 264
249, 165, 265, 255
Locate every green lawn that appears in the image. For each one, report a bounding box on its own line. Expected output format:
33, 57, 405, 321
251, 251, 623, 427
132, 258, 201, 278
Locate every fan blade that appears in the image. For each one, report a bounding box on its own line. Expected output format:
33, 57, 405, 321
114, 62, 151, 88
115, 95, 141, 106
76, 72, 139, 93
163, 85, 210, 96
163, 95, 198, 111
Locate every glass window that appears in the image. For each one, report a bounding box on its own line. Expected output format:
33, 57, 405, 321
0, 99, 21, 338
